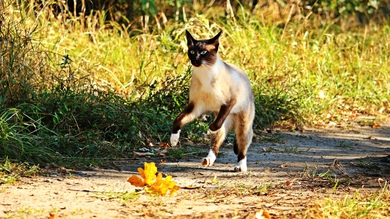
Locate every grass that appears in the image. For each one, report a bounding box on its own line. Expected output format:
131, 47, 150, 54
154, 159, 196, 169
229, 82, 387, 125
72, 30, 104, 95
337, 141, 355, 148
304, 186, 390, 218
1, 1, 389, 168
0, 157, 39, 184
165, 146, 205, 159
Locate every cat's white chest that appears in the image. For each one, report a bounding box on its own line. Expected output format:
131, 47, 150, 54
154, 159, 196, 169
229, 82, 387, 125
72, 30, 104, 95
193, 65, 221, 93
190, 64, 227, 111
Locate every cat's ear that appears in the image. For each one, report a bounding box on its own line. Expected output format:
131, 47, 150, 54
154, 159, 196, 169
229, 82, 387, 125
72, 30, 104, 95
210, 31, 222, 46
186, 30, 195, 46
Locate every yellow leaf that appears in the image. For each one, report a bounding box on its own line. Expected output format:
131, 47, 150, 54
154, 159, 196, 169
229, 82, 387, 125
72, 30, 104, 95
146, 172, 163, 195
143, 162, 157, 185
127, 162, 180, 196
127, 175, 145, 187
147, 173, 180, 196
170, 185, 180, 196
138, 167, 145, 179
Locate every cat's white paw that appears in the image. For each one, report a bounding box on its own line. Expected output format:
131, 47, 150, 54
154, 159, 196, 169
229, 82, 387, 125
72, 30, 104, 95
208, 128, 219, 135
170, 130, 181, 146
234, 157, 247, 172
201, 150, 216, 167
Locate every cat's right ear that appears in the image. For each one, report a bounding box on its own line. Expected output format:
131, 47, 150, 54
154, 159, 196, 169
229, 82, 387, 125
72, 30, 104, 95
186, 30, 195, 46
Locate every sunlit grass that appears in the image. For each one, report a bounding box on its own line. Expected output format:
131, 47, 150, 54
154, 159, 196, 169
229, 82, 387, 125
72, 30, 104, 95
0, 157, 39, 184
304, 186, 390, 218
1, 1, 389, 167
34, 11, 390, 125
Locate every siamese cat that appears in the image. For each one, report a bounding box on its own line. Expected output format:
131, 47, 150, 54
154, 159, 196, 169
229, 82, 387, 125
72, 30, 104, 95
170, 30, 255, 172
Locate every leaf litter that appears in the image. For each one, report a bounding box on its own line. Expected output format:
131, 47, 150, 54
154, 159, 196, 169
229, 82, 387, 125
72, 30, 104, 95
1, 121, 389, 218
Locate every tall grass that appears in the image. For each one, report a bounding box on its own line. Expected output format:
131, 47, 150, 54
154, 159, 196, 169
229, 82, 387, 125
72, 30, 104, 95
0, 1, 389, 166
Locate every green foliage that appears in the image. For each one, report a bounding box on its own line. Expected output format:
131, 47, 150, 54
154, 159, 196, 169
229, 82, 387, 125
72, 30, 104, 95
140, 0, 158, 16
0, 1, 389, 168
306, 0, 383, 18
253, 86, 302, 129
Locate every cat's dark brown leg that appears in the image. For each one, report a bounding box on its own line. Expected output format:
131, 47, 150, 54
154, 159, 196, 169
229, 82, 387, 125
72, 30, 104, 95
233, 103, 255, 172
172, 102, 194, 134
171, 102, 202, 146
209, 99, 236, 131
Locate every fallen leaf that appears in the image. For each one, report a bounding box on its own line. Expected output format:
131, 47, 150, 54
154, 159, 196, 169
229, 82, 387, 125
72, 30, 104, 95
146, 172, 180, 196
182, 185, 202, 189
127, 175, 145, 187
256, 209, 271, 219
159, 142, 169, 148
127, 162, 180, 196
139, 162, 157, 185
372, 122, 381, 128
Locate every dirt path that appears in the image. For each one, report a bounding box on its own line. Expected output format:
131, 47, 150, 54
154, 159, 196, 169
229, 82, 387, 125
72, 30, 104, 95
1, 121, 389, 218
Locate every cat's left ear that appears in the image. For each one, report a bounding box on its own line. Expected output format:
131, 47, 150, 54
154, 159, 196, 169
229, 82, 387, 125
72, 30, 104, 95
210, 31, 222, 46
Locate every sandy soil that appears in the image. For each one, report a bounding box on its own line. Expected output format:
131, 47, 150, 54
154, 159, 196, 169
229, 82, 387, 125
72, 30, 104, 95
1, 120, 389, 218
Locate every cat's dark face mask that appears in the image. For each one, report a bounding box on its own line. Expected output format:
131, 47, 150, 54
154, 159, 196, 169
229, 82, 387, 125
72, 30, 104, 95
186, 31, 222, 67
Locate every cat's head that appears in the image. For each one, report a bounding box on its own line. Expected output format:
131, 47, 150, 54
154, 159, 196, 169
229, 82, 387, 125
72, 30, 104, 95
186, 30, 222, 67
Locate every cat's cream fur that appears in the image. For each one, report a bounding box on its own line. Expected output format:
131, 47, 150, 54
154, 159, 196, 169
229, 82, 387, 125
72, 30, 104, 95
170, 31, 255, 172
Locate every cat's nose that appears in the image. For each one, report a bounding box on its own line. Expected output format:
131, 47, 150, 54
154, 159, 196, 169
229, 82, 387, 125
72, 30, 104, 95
192, 60, 201, 67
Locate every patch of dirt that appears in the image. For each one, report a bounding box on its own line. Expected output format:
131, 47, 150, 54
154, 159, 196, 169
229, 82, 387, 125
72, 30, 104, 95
1, 120, 389, 218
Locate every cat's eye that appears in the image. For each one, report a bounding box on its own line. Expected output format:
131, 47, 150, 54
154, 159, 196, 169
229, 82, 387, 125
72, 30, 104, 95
200, 50, 207, 55
189, 50, 195, 54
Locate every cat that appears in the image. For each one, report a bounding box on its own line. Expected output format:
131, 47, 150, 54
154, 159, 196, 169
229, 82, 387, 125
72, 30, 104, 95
170, 30, 255, 172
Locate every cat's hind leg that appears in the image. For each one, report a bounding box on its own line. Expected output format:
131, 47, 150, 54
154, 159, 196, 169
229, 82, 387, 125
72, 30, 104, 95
233, 107, 254, 172
202, 115, 234, 167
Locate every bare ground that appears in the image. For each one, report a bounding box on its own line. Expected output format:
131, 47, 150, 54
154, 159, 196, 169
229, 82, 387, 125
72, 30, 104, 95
1, 120, 389, 218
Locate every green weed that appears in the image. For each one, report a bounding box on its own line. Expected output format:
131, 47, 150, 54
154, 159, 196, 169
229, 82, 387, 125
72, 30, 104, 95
337, 141, 354, 148
305, 186, 390, 218
165, 146, 204, 159
261, 135, 283, 143
0, 1, 389, 170
0, 157, 39, 184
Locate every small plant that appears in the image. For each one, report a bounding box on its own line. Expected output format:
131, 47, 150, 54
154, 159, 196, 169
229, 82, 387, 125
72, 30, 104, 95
305, 185, 390, 218
337, 141, 354, 148
0, 157, 39, 184
253, 183, 274, 195
283, 146, 300, 153
261, 135, 283, 143
165, 146, 204, 159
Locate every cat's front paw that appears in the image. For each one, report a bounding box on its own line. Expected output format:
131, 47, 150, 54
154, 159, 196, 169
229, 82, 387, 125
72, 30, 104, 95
201, 150, 216, 167
208, 129, 219, 135
170, 130, 181, 146
234, 157, 247, 172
